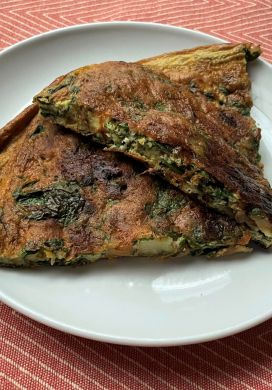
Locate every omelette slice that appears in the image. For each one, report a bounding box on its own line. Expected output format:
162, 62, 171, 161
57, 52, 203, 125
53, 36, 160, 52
0, 106, 251, 267
140, 43, 260, 114
141, 43, 262, 165
35, 50, 272, 246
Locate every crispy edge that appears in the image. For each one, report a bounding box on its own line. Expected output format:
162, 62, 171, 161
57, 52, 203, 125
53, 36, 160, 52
0, 104, 39, 150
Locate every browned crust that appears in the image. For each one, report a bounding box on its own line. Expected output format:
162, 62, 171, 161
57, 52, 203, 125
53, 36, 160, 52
37, 43, 262, 164
35, 61, 272, 221
0, 103, 39, 150
139, 43, 260, 63
140, 42, 262, 165
0, 113, 251, 265
139, 42, 260, 110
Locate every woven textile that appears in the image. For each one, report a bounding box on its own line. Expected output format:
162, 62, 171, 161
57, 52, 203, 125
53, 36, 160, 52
1, 1, 272, 389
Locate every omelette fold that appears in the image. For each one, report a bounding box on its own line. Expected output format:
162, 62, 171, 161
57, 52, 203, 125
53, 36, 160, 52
35, 43, 272, 247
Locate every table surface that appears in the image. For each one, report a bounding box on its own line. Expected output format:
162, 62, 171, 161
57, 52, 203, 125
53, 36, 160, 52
1, 1, 272, 389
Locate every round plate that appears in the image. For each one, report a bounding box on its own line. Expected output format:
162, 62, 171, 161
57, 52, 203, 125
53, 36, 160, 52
0, 22, 272, 346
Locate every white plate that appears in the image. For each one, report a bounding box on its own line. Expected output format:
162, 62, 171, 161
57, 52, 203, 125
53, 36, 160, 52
0, 22, 272, 346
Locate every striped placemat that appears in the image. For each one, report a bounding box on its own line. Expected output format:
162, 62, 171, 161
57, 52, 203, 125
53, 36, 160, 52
1, 0, 271, 62
1, 1, 272, 389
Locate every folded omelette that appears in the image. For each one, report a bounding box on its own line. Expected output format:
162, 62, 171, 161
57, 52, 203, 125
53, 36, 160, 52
35, 43, 272, 248
0, 43, 270, 267
0, 107, 252, 266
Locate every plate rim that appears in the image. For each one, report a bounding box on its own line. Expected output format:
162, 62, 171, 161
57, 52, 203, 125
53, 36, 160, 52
0, 21, 272, 346
1, 20, 271, 69
2, 288, 272, 346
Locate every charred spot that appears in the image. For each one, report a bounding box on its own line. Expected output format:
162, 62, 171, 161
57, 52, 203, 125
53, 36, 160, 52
81, 174, 95, 187
85, 158, 129, 198
204, 217, 226, 241
106, 178, 128, 198
219, 111, 238, 128
120, 182, 127, 191
66, 224, 104, 251
96, 165, 123, 181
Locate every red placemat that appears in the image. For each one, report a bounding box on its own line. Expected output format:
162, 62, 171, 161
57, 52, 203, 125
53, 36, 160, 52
1, 1, 272, 389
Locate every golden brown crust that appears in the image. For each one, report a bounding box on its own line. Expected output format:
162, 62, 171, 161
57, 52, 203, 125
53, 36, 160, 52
37, 43, 262, 163
140, 43, 262, 165
35, 61, 272, 224
1, 43, 269, 266
0, 112, 251, 266
0, 104, 39, 150
140, 42, 260, 110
